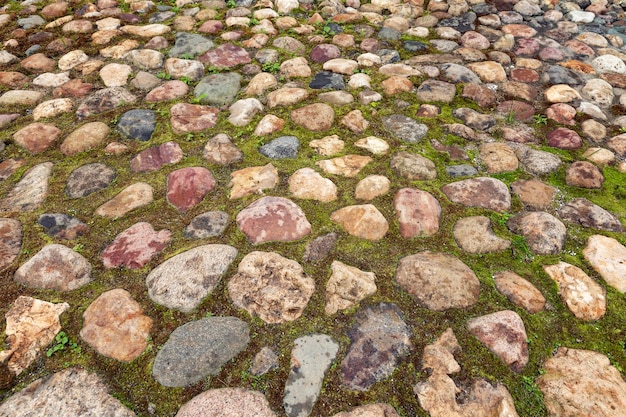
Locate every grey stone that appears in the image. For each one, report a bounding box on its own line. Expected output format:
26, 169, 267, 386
0, 368, 135, 416
117, 109, 156, 141
508, 211, 566, 255
416, 80, 457, 103
446, 164, 478, 177
195, 73, 242, 106
0, 162, 53, 213
18, 15, 45, 30
391, 152, 437, 180
38, 213, 89, 240
558, 198, 623, 232
66, 163, 116, 198
341, 303, 412, 391
184, 211, 229, 239
152, 317, 249, 387
168, 32, 214, 58
441, 63, 481, 84
146, 244, 238, 312
250, 347, 278, 376
259, 136, 299, 159
382, 114, 428, 143
303, 232, 337, 262
283, 334, 339, 417
76, 87, 137, 119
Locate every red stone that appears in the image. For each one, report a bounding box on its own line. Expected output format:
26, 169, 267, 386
130, 141, 183, 173
101, 222, 171, 269
310, 44, 341, 63
53, 79, 94, 98
236, 196, 311, 244
13, 123, 62, 154
462, 83, 497, 108
547, 128, 582, 149
170, 103, 219, 134
546, 103, 576, 125
564, 40, 595, 57
197, 20, 223, 34
167, 167, 216, 212
513, 38, 541, 56
510, 68, 539, 83
198, 43, 251, 68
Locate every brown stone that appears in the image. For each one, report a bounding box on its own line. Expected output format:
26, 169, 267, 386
494, 271, 546, 314
394, 188, 441, 238
236, 197, 311, 244
565, 161, 604, 188
95, 182, 154, 218
130, 141, 183, 173
291, 103, 335, 131
13, 123, 61, 154
441, 177, 511, 212
510, 179, 556, 210
331, 205, 389, 241
229, 164, 278, 199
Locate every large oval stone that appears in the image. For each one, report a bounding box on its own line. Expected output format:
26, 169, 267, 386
236, 196, 311, 244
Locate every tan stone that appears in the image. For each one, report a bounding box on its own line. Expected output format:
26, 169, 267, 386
288, 168, 337, 202
95, 182, 154, 218
493, 271, 546, 314
325, 261, 376, 315
583, 235, 626, 293
331, 205, 389, 241
466, 61, 507, 82
229, 164, 279, 199
310, 135, 344, 156
316, 155, 372, 177
355, 175, 390, 200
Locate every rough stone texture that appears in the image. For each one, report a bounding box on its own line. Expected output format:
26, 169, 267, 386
167, 167, 216, 211
331, 205, 389, 241
170, 103, 219, 134
283, 334, 339, 417
316, 155, 372, 177
331, 404, 401, 417
76, 87, 137, 119
494, 271, 546, 314
394, 188, 441, 238
467, 310, 529, 372
565, 161, 604, 189
396, 251, 480, 311
184, 211, 229, 239
95, 182, 154, 218
441, 177, 511, 212
558, 198, 623, 232
291, 103, 335, 131
229, 164, 278, 199
538, 348, 626, 417
508, 211, 566, 255
583, 235, 626, 293
14, 244, 92, 291
303, 232, 337, 263
0, 368, 136, 416
175, 388, 275, 417
479, 142, 518, 173
414, 328, 520, 417
80, 289, 153, 361
117, 109, 156, 141
453, 216, 510, 254
101, 222, 171, 269
341, 303, 412, 391
288, 168, 337, 202
382, 114, 428, 143
543, 262, 606, 321
0, 296, 69, 375
325, 261, 377, 315
0, 162, 53, 213
259, 136, 299, 159
236, 196, 311, 244
0, 218, 22, 270
511, 179, 556, 210
61, 121, 110, 155
146, 244, 237, 312
390, 152, 437, 180
153, 317, 249, 387
355, 175, 390, 200
228, 251, 315, 324
66, 163, 116, 198
250, 346, 279, 377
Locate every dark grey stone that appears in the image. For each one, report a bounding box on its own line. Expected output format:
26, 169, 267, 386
557, 198, 624, 232
437, 12, 477, 32
340, 303, 412, 391
382, 114, 428, 143
152, 317, 250, 387
184, 211, 229, 239
378, 27, 401, 41
403, 40, 428, 52
542, 65, 582, 85
38, 213, 89, 240
149, 11, 176, 22
377, 49, 400, 64
303, 232, 337, 262
446, 164, 478, 177
309, 71, 345, 90
259, 136, 299, 159
65, 163, 116, 199
116, 109, 156, 141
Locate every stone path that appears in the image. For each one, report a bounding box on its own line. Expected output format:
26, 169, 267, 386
1, 0, 626, 416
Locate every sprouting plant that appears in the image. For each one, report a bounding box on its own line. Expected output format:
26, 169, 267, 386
261, 62, 281, 73
504, 109, 516, 124
494, 211, 513, 228
226, 0, 237, 7
179, 53, 194, 60
156, 71, 171, 80
46, 331, 81, 357
533, 114, 548, 125
249, 17, 259, 25
179, 75, 193, 85
190, 93, 207, 104
72, 243, 85, 253
511, 235, 533, 262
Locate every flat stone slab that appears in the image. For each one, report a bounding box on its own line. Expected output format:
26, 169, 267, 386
396, 251, 480, 311
0, 218, 22, 270
0, 368, 135, 416
176, 388, 275, 417
146, 244, 237, 312
0, 296, 69, 375
453, 216, 511, 254
583, 235, 626, 293
341, 303, 412, 391
494, 271, 546, 314
394, 188, 441, 238
184, 211, 229, 239
152, 317, 249, 387
537, 348, 626, 417
95, 182, 154, 218
0, 162, 53, 213
284, 334, 339, 417
14, 244, 92, 291
130, 141, 183, 173
236, 196, 311, 244
80, 289, 153, 362
228, 251, 315, 324
101, 222, 171, 269
330, 204, 389, 241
